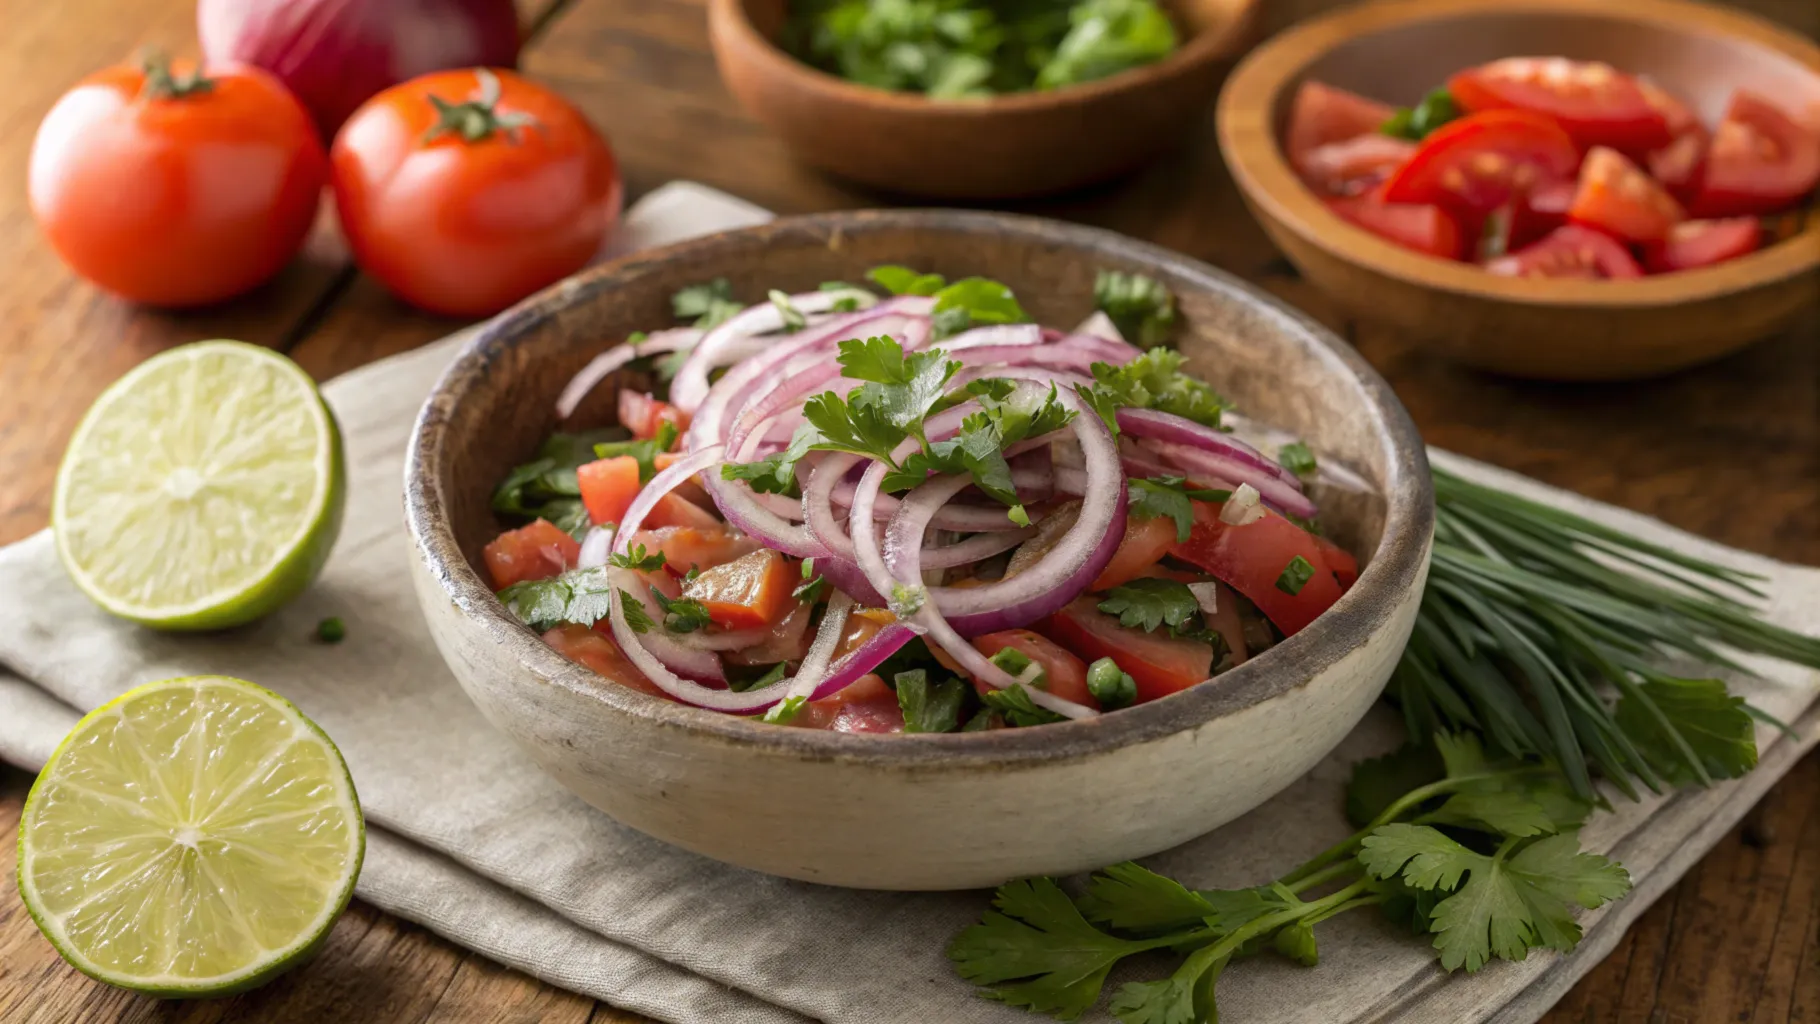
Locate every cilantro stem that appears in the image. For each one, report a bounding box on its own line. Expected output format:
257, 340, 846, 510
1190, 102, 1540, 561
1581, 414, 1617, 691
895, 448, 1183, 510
1283, 860, 1359, 896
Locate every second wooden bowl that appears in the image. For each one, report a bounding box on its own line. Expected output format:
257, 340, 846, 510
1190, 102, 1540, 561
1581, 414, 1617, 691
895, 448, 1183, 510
710, 0, 1260, 199
1217, 0, 1820, 381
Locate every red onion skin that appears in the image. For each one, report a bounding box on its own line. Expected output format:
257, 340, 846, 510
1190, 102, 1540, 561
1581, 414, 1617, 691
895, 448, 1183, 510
199, 0, 522, 136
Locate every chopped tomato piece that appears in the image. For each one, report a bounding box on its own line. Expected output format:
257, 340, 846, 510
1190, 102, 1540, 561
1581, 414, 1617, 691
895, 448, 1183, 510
1311, 535, 1360, 589
683, 548, 795, 630
970, 630, 1096, 709
1197, 579, 1250, 667
1448, 57, 1672, 153
1295, 134, 1417, 196
1168, 501, 1345, 637
1647, 130, 1708, 201
1484, 225, 1643, 279
725, 599, 816, 665
1326, 195, 1464, 259
1091, 514, 1178, 591
483, 519, 578, 589
1285, 81, 1396, 172
577, 455, 641, 527
1042, 598, 1213, 704
796, 673, 904, 733
617, 389, 688, 442
628, 524, 760, 577
542, 624, 664, 698
833, 607, 899, 661
1567, 146, 1685, 243
1637, 78, 1700, 138
1517, 180, 1575, 245
1642, 218, 1762, 273
1381, 110, 1581, 214
1690, 91, 1820, 217
647, 492, 721, 529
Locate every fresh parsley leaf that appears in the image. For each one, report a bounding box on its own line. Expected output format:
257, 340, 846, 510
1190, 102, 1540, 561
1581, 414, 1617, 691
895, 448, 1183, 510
492, 428, 624, 524
721, 421, 820, 495
1108, 943, 1224, 1024
496, 567, 617, 631
1272, 921, 1320, 967
728, 662, 789, 693
1099, 578, 1200, 634
545, 500, 593, 541
802, 390, 909, 466
1359, 825, 1631, 972
931, 277, 1027, 338
1094, 270, 1178, 347
593, 420, 680, 485
1086, 657, 1137, 709
1381, 87, 1460, 141
1035, 0, 1179, 90
896, 669, 967, 733
793, 557, 828, 603
650, 587, 714, 634
768, 289, 807, 332
607, 543, 666, 572
1278, 441, 1318, 478
672, 278, 742, 328
619, 589, 655, 633
981, 683, 1066, 727
1277, 555, 1316, 595
1077, 862, 1218, 935
948, 877, 1154, 1020
1612, 675, 1758, 785
762, 695, 808, 724
1128, 476, 1231, 542
1082, 348, 1227, 432
962, 708, 1004, 731
867, 265, 946, 296
1344, 743, 1445, 828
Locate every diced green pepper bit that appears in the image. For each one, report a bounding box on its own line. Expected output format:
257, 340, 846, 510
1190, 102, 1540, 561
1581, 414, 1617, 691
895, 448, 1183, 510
1086, 657, 1137, 709
315, 617, 346, 644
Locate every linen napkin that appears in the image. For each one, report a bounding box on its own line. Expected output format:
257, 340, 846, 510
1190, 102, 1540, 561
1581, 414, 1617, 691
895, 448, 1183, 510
3, 182, 1817, 1024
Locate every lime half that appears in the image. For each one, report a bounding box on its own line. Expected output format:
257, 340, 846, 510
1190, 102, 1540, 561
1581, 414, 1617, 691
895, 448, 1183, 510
17, 676, 365, 996
53, 340, 345, 630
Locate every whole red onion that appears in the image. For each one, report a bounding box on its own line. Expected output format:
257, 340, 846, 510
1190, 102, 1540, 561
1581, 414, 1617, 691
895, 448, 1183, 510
198, 0, 521, 137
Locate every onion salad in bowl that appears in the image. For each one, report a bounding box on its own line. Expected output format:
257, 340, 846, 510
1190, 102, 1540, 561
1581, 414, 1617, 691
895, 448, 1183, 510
482, 267, 1364, 733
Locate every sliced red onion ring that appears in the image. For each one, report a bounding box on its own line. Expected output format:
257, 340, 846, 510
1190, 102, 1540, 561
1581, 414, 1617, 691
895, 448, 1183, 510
576, 526, 613, 569
1117, 408, 1302, 490
940, 324, 1044, 351
670, 288, 877, 414
556, 327, 701, 420
1146, 439, 1319, 521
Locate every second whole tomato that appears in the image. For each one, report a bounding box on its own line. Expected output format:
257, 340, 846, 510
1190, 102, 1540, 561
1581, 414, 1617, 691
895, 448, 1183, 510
331, 68, 622, 317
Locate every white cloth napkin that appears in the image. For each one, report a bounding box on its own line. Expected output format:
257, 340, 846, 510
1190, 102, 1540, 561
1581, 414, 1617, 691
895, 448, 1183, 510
2, 183, 1816, 1024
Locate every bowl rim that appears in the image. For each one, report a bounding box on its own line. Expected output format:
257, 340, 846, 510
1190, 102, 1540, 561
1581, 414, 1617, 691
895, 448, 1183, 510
708, 0, 1262, 115
1215, 0, 1820, 309
405, 209, 1434, 770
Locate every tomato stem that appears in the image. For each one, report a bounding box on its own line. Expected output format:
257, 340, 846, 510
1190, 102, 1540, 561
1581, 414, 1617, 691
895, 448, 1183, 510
424, 69, 538, 144
138, 49, 214, 101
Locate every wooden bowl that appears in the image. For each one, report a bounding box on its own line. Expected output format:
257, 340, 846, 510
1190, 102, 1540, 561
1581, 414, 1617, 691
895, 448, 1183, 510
1217, 0, 1820, 381
709, 0, 1261, 199
404, 210, 1434, 890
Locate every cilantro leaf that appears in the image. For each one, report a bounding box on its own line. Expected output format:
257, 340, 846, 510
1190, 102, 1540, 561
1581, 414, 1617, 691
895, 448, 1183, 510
496, 567, 617, 631
1077, 862, 1218, 935
728, 662, 789, 693
762, 695, 807, 724
1612, 675, 1758, 785
1128, 476, 1231, 542
1359, 825, 1631, 972
982, 683, 1066, 727
768, 289, 807, 332
618, 590, 655, 633
793, 557, 828, 603
1344, 743, 1445, 828
1276, 555, 1316, 595
592, 420, 680, 485
721, 421, 820, 495
671, 278, 743, 329
607, 543, 666, 572
1108, 943, 1224, 1024
948, 877, 1153, 1020
650, 587, 714, 634
1094, 270, 1178, 347
802, 389, 908, 465
1099, 578, 1199, 634
492, 428, 624, 531
1083, 349, 1227, 431
930, 276, 1027, 339
867, 264, 946, 296
1272, 921, 1320, 967
1278, 441, 1318, 478
895, 669, 967, 733
1035, 0, 1179, 90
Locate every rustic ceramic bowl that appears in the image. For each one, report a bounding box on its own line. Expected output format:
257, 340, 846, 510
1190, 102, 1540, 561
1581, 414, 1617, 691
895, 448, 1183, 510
1217, 0, 1820, 381
405, 210, 1434, 890
708, 0, 1261, 199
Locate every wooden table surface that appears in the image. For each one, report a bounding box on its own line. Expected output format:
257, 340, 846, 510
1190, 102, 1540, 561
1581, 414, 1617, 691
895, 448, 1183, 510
0, 0, 1816, 1021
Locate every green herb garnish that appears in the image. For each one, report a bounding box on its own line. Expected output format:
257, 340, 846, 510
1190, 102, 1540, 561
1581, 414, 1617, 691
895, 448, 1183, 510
672, 278, 742, 329
315, 617, 346, 644
1276, 555, 1316, 596
607, 543, 666, 572
497, 567, 617, 631
650, 586, 714, 634
1093, 270, 1177, 346
1085, 657, 1136, 709
1277, 441, 1318, 478
1097, 578, 1199, 633
793, 558, 829, 604
762, 695, 808, 724
1127, 475, 1230, 542
896, 669, 969, 733
491, 428, 625, 539
1075, 348, 1226, 435
981, 683, 1067, 727
1381, 87, 1460, 141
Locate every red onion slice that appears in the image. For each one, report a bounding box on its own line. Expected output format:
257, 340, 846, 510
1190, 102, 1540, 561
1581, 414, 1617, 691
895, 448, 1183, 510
1117, 408, 1303, 490
1145, 440, 1319, 521
670, 288, 877, 414
940, 324, 1044, 351
576, 526, 613, 569
555, 327, 701, 420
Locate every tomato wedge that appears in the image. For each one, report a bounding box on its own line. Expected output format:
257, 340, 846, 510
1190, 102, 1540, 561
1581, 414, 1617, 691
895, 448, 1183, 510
1090, 513, 1177, 591
1311, 535, 1360, 590
543, 624, 664, 698
577, 455, 641, 527
1285, 81, 1396, 171
683, 548, 795, 630
1380, 110, 1581, 213
1449, 57, 1672, 153
627, 524, 760, 577
483, 518, 578, 589
618, 389, 688, 442
1167, 502, 1344, 637
647, 492, 721, 529
1326, 195, 1464, 259
1568, 146, 1685, 243
1690, 91, 1820, 218
971, 630, 1096, 709
1484, 224, 1643, 279
1647, 129, 1707, 201
1042, 598, 1213, 705
1642, 218, 1762, 273
796, 673, 904, 733
1295, 135, 1417, 196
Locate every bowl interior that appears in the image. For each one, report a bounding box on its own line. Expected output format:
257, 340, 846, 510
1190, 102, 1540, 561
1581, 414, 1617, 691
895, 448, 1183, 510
1285, 6, 1820, 123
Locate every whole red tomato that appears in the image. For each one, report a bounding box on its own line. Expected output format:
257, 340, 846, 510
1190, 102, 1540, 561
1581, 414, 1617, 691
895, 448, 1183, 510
330, 68, 622, 317
29, 54, 326, 307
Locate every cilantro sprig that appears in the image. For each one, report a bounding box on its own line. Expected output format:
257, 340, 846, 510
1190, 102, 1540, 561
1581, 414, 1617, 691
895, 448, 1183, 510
497, 567, 617, 632
1075, 348, 1227, 435
1128, 476, 1230, 542
490, 429, 626, 539
1093, 270, 1177, 347
1096, 579, 1224, 649
672, 278, 742, 329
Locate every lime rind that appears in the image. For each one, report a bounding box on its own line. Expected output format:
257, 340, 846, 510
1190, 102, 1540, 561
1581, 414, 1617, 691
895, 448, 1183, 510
16, 676, 365, 996
51, 341, 345, 631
